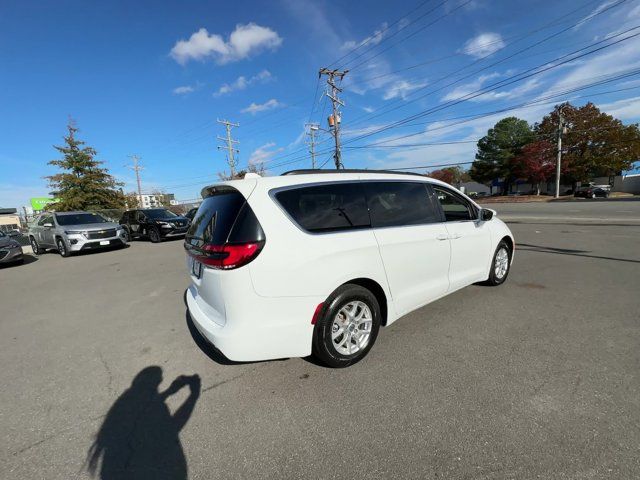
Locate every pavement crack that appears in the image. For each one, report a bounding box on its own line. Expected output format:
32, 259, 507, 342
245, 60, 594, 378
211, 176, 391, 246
201, 367, 257, 394
98, 350, 114, 395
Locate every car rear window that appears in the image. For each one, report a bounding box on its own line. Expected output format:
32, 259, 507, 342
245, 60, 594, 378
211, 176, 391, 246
365, 182, 440, 228
185, 190, 264, 247
275, 183, 370, 233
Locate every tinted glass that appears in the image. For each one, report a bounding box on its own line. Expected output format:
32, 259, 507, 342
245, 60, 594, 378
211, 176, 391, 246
186, 191, 246, 247
0, 231, 5, 237
275, 183, 370, 233
55, 213, 106, 225
365, 182, 439, 228
433, 186, 475, 221
39, 215, 53, 226
144, 209, 177, 219
227, 203, 265, 244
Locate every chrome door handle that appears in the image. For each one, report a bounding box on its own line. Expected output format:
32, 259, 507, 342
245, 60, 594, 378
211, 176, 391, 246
450, 233, 462, 239
436, 234, 448, 241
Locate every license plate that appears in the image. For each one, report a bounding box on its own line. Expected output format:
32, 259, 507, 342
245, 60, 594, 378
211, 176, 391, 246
100, 240, 109, 245
191, 258, 203, 278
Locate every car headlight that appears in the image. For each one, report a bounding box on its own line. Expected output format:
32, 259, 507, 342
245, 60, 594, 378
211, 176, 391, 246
157, 222, 172, 228
65, 230, 87, 235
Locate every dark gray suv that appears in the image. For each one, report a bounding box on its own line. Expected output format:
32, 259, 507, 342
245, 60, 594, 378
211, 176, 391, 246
28, 211, 128, 257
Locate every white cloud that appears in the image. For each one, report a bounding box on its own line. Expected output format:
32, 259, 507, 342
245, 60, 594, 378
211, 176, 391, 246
170, 24, 282, 65
173, 85, 194, 95
441, 73, 501, 101
537, 33, 640, 101
362, 106, 375, 113
383, 79, 428, 100
342, 22, 388, 50
248, 142, 283, 165
598, 95, 640, 120
240, 98, 283, 115
461, 32, 505, 58
214, 70, 272, 97
573, 0, 618, 31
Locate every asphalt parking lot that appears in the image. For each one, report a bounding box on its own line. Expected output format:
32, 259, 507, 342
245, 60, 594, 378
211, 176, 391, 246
1, 201, 639, 479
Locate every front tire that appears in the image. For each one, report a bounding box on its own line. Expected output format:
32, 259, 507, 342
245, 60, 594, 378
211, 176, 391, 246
56, 238, 71, 257
312, 284, 381, 368
30, 236, 42, 255
148, 227, 161, 243
485, 240, 511, 286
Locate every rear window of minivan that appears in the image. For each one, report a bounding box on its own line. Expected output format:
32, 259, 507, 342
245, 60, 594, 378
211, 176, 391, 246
185, 190, 266, 248
275, 183, 370, 233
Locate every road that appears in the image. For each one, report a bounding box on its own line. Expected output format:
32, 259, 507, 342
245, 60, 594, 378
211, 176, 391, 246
1, 201, 639, 479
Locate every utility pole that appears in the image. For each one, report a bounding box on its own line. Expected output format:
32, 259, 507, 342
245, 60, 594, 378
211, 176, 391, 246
306, 123, 320, 169
319, 68, 348, 169
555, 107, 565, 198
217, 119, 240, 178
127, 155, 143, 205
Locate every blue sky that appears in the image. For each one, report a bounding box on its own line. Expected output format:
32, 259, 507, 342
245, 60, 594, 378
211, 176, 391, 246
2, 0, 640, 207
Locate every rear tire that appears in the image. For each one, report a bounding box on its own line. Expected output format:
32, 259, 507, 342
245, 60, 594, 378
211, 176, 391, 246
312, 284, 381, 368
56, 238, 71, 258
485, 240, 511, 286
148, 227, 161, 243
29, 236, 42, 255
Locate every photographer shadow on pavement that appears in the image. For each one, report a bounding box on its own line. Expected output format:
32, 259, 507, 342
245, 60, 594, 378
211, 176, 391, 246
87, 367, 200, 480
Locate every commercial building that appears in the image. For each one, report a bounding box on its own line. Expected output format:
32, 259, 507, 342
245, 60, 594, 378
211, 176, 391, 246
137, 193, 177, 209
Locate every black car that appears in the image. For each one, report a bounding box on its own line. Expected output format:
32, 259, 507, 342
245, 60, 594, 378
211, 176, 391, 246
574, 187, 609, 199
119, 208, 190, 243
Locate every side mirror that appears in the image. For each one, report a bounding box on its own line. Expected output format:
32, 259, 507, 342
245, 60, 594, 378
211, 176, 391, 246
43, 223, 54, 228
479, 209, 493, 221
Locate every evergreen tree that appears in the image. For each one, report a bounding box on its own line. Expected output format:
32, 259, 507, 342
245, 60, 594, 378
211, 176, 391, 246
47, 121, 125, 211
470, 117, 534, 194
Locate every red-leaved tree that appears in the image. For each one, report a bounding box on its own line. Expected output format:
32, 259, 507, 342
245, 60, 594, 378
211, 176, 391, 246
511, 140, 556, 195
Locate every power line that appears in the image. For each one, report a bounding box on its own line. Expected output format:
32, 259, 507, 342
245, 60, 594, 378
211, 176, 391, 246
262, 73, 640, 170
338, 26, 640, 147
329, 0, 435, 69
344, 0, 474, 72
346, 0, 630, 129
234, 0, 629, 171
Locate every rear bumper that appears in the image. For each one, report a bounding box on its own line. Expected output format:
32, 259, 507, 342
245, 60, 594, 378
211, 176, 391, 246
186, 284, 318, 362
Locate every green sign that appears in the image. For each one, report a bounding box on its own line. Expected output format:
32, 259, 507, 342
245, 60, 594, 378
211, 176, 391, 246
30, 197, 57, 210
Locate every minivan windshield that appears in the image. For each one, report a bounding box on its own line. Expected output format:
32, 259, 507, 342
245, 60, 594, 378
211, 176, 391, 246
144, 209, 177, 219
55, 213, 107, 225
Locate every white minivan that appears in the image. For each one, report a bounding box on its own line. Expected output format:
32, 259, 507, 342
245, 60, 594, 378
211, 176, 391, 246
184, 170, 514, 368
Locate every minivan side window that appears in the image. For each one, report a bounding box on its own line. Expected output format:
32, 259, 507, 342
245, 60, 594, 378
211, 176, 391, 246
275, 183, 370, 233
433, 186, 476, 222
365, 182, 440, 228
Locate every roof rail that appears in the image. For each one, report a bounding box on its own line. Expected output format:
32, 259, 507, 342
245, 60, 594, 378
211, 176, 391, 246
281, 169, 426, 177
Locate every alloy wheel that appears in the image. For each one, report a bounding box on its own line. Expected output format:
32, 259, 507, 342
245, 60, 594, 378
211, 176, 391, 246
331, 301, 373, 356
494, 247, 509, 279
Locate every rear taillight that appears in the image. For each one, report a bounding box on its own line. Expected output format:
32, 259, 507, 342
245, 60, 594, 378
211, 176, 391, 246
189, 241, 264, 270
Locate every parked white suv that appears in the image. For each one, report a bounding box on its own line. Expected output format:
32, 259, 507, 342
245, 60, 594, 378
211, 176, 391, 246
184, 170, 514, 367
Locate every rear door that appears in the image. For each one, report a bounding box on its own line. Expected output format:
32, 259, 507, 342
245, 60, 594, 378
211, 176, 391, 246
40, 215, 55, 246
432, 185, 492, 290
365, 181, 451, 316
